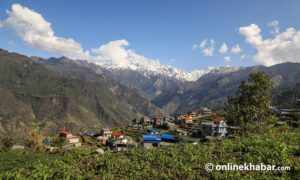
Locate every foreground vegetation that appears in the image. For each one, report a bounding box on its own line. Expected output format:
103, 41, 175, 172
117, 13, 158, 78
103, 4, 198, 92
0, 128, 300, 179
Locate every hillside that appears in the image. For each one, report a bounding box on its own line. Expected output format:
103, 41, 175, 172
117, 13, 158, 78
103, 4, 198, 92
0, 49, 146, 138
152, 62, 300, 113
34, 57, 164, 117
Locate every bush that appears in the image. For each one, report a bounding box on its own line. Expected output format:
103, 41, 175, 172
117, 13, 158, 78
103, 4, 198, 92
1, 137, 14, 152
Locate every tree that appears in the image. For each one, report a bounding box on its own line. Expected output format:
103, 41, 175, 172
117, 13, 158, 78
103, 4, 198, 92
1, 136, 14, 152
53, 136, 67, 149
25, 125, 45, 152
224, 72, 275, 136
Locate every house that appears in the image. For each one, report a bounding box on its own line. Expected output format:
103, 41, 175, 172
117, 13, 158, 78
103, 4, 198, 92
59, 131, 73, 138
95, 136, 108, 145
188, 110, 197, 118
128, 123, 143, 130
161, 134, 175, 142
154, 117, 163, 126
143, 134, 161, 144
162, 121, 176, 129
112, 132, 124, 139
160, 134, 175, 146
140, 116, 150, 125
147, 128, 159, 134
174, 114, 184, 124
183, 115, 193, 124
200, 118, 227, 139
200, 107, 212, 116
110, 138, 129, 152
86, 130, 94, 137
163, 116, 171, 122
172, 129, 188, 136
101, 128, 112, 137
59, 131, 81, 147
213, 118, 228, 137
143, 134, 161, 149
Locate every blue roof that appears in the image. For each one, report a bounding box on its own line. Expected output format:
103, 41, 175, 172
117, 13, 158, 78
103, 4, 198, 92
42, 140, 53, 145
161, 134, 175, 141
147, 128, 159, 133
86, 130, 94, 136
143, 134, 161, 142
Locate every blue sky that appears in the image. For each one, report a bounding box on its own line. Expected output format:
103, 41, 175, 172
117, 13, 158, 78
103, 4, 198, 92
1, 0, 300, 71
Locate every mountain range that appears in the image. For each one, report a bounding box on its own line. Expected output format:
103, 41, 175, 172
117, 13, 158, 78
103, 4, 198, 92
0, 48, 300, 138
0, 49, 163, 138
92, 57, 218, 100
152, 63, 300, 113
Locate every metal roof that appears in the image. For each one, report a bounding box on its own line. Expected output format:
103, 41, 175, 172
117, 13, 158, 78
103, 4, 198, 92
161, 134, 175, 141
147, 128, 159, 133
143, 134, 161, 141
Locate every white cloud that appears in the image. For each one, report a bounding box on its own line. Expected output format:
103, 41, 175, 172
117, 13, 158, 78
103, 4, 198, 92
199, 39, 207, 48
240, 54, 251, 60
92, 39, 130, 66
224, 56, 231, 62
219, 43, 228, 53
0, 4, 166, 71
240, 23, 300, 66
268, 20, 280, 35
195, 39, 215, 56
239, 24, 262, 46
203, 47, 214, 56
1, 4, 89, 60
202, 39, 215, 56
0, 21, 3, 29
92, 39, 161, 69
231, 44, 242, 54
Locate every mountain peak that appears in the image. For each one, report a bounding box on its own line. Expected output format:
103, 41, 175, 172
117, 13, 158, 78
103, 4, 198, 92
93, 60, 225, 82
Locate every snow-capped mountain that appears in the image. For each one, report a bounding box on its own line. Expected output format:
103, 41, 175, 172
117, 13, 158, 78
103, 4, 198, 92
94, 59, 216, 82
89, 58, 241, 100
35, 55, 240, 100
152, 62, 300, 114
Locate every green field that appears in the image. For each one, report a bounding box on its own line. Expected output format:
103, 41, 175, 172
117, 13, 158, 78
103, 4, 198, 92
1, 129, 300, 179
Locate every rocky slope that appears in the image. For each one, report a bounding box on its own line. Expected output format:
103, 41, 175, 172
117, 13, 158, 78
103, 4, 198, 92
0, 49, 161, 138
35, 56, 165, 117
151, 62, 300, 113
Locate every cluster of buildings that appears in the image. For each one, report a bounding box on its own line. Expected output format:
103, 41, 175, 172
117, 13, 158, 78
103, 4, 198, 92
139, 116, 228, 149
49, 106, 231, 151
126, 107, 230, 149
54, 127, 135, 152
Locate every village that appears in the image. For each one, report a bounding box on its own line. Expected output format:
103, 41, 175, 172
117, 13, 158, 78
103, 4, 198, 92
41, 99, 300, 154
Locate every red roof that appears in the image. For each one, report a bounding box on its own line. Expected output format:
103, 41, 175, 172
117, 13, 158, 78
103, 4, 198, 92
60, 131, 72, 135
213, 117, 224, 123
112, 132, 123, 137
